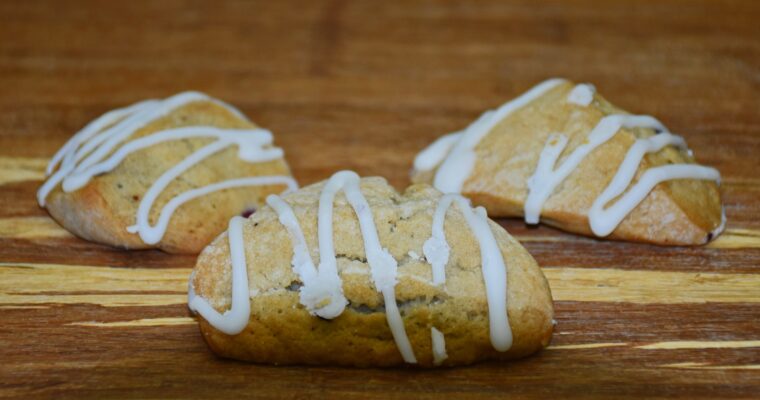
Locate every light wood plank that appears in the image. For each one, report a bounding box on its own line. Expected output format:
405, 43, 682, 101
0, 216, 70, 239
3, 262, 760, 307
638, 340, 760, 350
68, 317, 196, 327
662, 362, 760, 370
0, 156, 46, 185
544, 267, 760, 304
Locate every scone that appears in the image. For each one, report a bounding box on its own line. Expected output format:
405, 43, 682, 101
189, 171, 554, 367
412, 79, 723, 245
38, 92, 297, 254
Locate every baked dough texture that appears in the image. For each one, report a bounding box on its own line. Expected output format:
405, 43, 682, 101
44, 99, 293, 254
191, 177, 554, 367
412, 80, 723, 245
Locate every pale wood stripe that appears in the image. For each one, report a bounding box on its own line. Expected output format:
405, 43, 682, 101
0, 263, 188, 292
508, 235, 572, 243
723, 177, 760, 189
69, 317, 196, 327
708, 228, 760, 249
0, 262, 189, 306
547, 342, 627, 350
3, 262, 760, 308
516, 228, 760, 249
0, 294, 187, 307
545, 267, 760, 304
550, 341, 760, 351
0, 216, 72, 239
638, 340, 760, 350
0, 156, 46, 185
0, 305, 49, 309
662, 362, 760, 370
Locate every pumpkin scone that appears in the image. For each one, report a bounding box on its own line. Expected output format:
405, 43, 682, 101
412, 79, 723, 245
38, 92, 297, 254
189, 171, 553, 367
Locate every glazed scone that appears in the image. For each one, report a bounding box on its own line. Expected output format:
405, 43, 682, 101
412, 79, 723, 246
38, 92, 296, 254
189, 171, 554, 367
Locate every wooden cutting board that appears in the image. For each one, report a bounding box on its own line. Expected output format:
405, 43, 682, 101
1, 0, 758, 398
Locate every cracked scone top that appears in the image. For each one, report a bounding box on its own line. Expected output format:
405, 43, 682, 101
189, 171, 554, 367
412, 79, 723, 245
38, 92, 296, 254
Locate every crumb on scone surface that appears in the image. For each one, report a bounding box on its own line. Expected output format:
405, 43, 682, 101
192, 177, 554, 367
411, 81, 722, 245
45, 100, 293, 254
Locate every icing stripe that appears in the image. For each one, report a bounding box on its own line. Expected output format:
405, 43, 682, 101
127, 175, 297, 245
525, 114, 721, 236
191, 173, 512, 363
39, 92, 216, 205
425, 194, 512, 352
45, 100, 157, 176
265, 194, 342, 318
525, 115, 666, 224
187, 216, 250, 335
429, 78, 566, 194
318, 171, 415, 363
39, 92, 295, 246
266, 171, 417, 363
61, 127, 280, 192
423, 196, 453, 285
124, 135, 282, 245
413, 131, 463, 172
415, 79, 722, 240
430, 327, 448, 365
567, 83, 596, 106
589, 134, 720, 236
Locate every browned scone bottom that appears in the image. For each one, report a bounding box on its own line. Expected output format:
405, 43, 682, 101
411, 80, 722, 246
191, 177, 554, 367
44, 99, 293, 254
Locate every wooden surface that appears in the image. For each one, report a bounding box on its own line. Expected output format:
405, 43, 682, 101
1, 0, 759, 398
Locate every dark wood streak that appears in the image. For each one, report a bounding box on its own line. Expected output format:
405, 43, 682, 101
0, 0, 759, 398
0, 303, 758, 398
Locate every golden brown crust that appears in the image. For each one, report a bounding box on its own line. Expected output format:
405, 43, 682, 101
44, 100, 293, 254
411, 81, 723, 245
192, 177, 554, 367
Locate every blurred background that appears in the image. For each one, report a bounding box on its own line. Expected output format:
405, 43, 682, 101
1, 0, 757, 189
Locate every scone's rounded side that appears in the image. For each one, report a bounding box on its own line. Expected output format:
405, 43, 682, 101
46, 178, 150, 250
191, 178, 553, 367
412, 80, 723, 246
43, 100, 293, 254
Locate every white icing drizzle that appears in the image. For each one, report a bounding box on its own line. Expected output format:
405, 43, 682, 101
39, 92, 296, 245
424, 194, 512, 352
414, 78, 566, 194
415, 79, 722, 240
128, 175, 297, 245
187, 216, 250, 335
525, 114, 721, 236
567, 83, 596, 106
265, 194, 345, 319
423, 196, 452, 286
412, 131, 463, 172
430, 327, 448, 366
44, 100, 158, 177
588, 133, 721, 236
267, 171, 416, 363
189, 173, 515, 363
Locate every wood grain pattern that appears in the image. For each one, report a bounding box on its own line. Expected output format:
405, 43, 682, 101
0, 0, 758, 398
